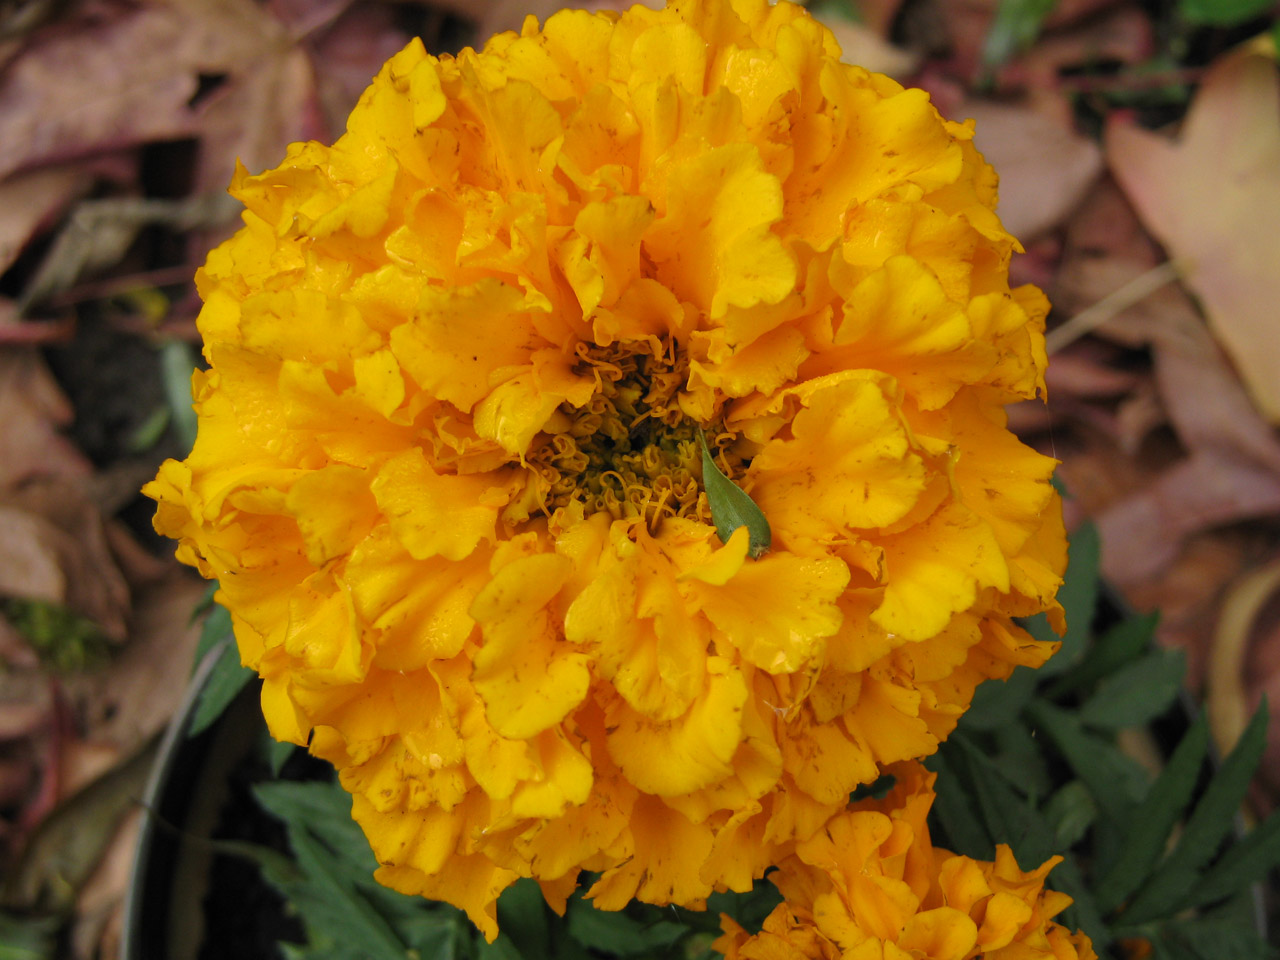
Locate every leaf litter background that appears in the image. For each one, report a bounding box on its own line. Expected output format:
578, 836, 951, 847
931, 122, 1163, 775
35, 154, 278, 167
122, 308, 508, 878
0, 0, 1278, 956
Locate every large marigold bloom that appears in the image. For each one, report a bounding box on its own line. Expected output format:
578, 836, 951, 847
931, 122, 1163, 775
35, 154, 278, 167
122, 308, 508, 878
714, 763, 1097, 960
146, 0, 1065, 938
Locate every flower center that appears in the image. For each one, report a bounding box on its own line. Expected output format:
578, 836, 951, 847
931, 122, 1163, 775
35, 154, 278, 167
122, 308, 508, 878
528, 340, 740, 531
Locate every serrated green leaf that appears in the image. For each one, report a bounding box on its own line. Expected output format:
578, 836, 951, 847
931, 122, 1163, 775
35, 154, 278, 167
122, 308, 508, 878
266, 737, 298, 776
704, 884, 783, 935
252, 781, 408, 960
477, 934, 522, 960
396, 911, 475, 960
959, 666, 1038, 732
188, 635, 255, 738
1183, 808, 1280, 911
495, 879, 550, 960
1123, 701, 1269, 924
253, 782, 369, 879
992, 722, 1053, 798
1031, 523, 1099, 678
956, 738, 1056, 869
1078, 647, 1187, 729
924, 751, 994, 859
1025, 700, 1148, 821
1094, 713, 1209, 913
283, 827, 407, 960
1047, 611, 1160, 700
1179, 0, 1275, 26
1164, 916, 1277, 960
1044, 781, 1097, 849
1045, 855, 1112, 953
566, 899, 687, 957
699, 431, 770, 558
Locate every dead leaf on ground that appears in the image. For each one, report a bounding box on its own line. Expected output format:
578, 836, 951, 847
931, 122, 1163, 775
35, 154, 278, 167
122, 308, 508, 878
0, 671, 52, 741
71, 806, 142, 960
1, 739, 155, 913
1096, 450, 1280, 586
0, 480, 132, 642
822, 15, 921, 78
0, 165, 93, 275
935, 0, 1133, 78
996, 6, 1153, 97
964, 99, 1103, 241
0, 0, 329, 205
0, 349, 91, 490
1055, 182, 1280, 485
61, 569, 206, 753
0, 5, 211, 180
1107, 35, 1280, 421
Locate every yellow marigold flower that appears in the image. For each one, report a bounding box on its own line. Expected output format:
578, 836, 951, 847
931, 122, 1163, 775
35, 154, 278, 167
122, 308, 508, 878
145, 0, 1065, 938
713, 763, 1097, 960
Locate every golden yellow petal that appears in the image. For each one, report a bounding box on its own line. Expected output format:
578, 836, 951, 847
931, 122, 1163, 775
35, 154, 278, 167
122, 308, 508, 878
372, 448, 511, 562
605, 657, 748, 796
587, 794, 714, 910
645, 142, 796, 319
751, 375, 927, 541
897, 907, 978, 960
471, 552, 591, 739
873, 502, 1010, 641
691, 550, 849, 674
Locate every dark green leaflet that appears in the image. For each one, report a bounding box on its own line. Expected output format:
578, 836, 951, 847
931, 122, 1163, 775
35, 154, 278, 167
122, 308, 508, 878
698, 430, 771, 559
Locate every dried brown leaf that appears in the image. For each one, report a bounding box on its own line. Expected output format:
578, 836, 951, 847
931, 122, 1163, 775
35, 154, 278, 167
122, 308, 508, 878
1, 739, 155, 911
62, 570, 206, 752
0, 671, 52, 741
0, 165, 93, 274
308, 4, 412, 138
1057, 180, 1280, 474
0, 349, 91, 489
1107, 36, 1280, 421
0, 5, 205, 180
1097, 451, 1280, 585
998, 7, 1153, 92
964, 100, 1103, 240
0, 480, 131, 641
71, 807, 140, 960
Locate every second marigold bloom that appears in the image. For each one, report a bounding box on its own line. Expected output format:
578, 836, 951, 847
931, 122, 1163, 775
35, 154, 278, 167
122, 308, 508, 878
715, 763, 1097, 960
146, 0, 1066, 938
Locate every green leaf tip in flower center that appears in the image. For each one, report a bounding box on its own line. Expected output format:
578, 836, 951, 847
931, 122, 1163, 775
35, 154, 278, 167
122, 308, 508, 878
698, 429, 771, 559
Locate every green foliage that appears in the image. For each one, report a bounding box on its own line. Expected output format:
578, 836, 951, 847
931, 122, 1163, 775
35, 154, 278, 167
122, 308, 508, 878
250, 779, 476, 960
0, 597, 109, 673
982, 0, 1060, 68
0, 912, 59, 960
238, 775, 781, 959
187, 598, 255, 738
928, 523, 1279, 960
1178, 0, 1276, 27
699, 430, 771, 559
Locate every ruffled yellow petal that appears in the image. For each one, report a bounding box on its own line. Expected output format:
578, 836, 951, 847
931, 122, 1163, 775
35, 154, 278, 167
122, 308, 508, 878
750, 375, 928, 542
372, 448, 512, 562
691, 551, 849, 673
606, 657, 748, 796
587, 794, 714, 910
470, 553, 591, 739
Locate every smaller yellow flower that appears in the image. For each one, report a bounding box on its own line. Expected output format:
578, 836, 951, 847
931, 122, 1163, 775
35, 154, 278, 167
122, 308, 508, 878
712, 762, 1097, 960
